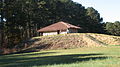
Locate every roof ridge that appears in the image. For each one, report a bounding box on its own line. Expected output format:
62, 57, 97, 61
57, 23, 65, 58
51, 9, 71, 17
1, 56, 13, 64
59, 21, 70, 28
59, 21, 80, 28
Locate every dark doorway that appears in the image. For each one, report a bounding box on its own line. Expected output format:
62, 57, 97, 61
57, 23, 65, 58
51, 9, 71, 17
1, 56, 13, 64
57, 30, 60, 34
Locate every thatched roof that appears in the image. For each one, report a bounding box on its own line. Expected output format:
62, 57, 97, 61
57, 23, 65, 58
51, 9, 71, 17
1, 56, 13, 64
37, 21, 81, 32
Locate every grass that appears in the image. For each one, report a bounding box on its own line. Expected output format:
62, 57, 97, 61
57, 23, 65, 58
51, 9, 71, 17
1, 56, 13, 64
0, 45, 120, 67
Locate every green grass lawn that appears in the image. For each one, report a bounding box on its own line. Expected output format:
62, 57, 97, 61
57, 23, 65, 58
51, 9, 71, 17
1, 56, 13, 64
0, 46, 120, 67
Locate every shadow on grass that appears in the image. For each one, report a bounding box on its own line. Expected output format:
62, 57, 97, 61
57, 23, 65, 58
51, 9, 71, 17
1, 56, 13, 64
0, 52, 58, 57
0, 53, 109, 67
0, 50, 38, 56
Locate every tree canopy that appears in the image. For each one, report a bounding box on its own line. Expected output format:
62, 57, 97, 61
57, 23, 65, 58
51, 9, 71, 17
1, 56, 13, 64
105, 21, 120, 36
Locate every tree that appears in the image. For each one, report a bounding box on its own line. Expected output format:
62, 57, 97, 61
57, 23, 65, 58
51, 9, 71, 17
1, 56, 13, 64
0, 0, 5, 48
86, 7, 103, 23
105, 21, 120, 36
85, 7, 103, 33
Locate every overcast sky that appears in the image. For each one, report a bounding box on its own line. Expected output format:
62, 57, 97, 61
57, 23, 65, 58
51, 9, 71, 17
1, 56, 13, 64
72, 0, 120, 22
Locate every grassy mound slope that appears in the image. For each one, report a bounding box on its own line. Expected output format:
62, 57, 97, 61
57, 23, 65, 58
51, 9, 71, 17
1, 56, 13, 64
16, 33, 120, 52
2, 33, 120, 54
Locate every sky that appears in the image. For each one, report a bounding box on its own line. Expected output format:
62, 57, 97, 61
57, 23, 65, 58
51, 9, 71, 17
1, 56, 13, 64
72, 0, 120, 22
